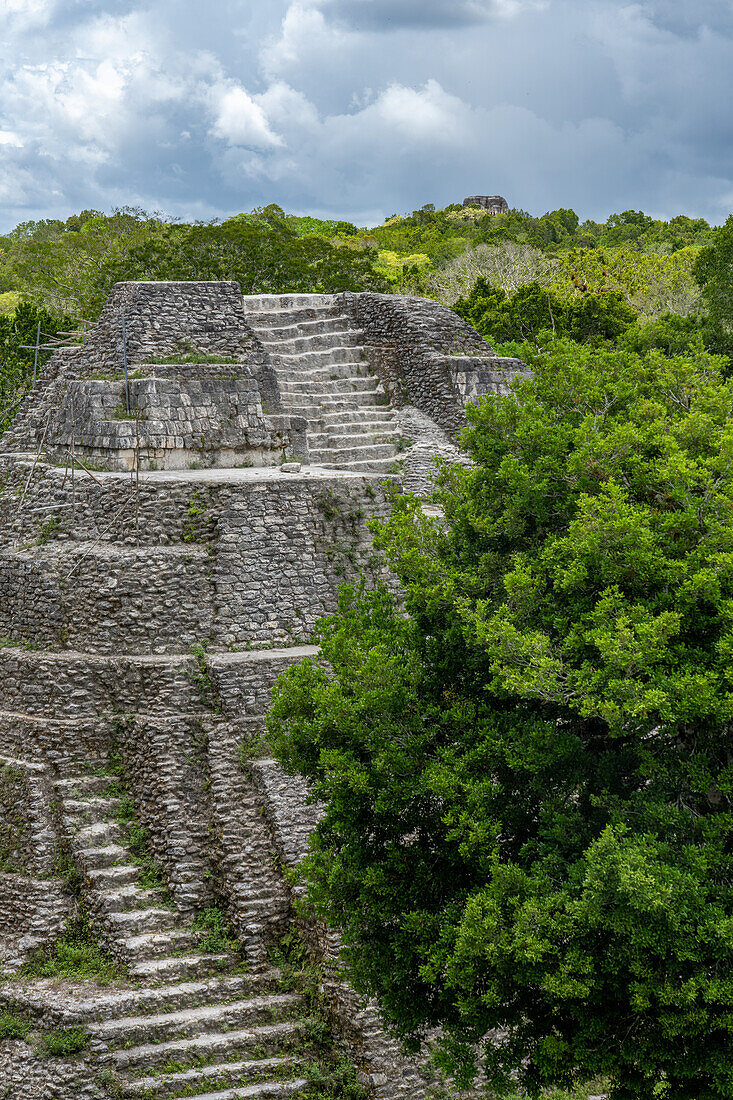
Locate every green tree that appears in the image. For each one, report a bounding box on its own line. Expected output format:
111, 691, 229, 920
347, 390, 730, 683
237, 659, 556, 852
0, 302, 69, 432
618, 312, 704, 357
269, 340, 733, 1099
0, 208, 166, 318
694, 215, 733, 360
119, 218, 385, 297
454, 278, 636, 345
0, 205, 385, 321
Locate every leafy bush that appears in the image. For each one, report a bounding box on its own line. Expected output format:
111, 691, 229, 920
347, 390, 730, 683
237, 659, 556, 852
269, 340, 733, 1099
0, 302, 69, 432
0, 1010, 31, 1041
618, 311, 703, 356
454, 278, 636, 346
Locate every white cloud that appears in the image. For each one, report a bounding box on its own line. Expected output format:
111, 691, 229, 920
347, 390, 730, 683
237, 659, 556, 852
371, 80, 471, 144
210, 84, 284, 147
260, 2, 341, 79
0, 0, 58, 32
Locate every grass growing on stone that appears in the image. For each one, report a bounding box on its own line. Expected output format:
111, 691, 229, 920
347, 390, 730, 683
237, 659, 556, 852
191, 905, 240, 954
186, 641, 222, 711
38, 1025, 90, 1057
147, 353, 239, 365
112, 405, 146, 421
36, 515, 65, 543
238, 733, 272, 766
0, 1009, 32, 1041
19, 914, 123, 985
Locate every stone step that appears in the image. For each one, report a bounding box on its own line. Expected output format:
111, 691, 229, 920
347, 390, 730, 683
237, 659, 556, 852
267, 346, 365, 368
120, 929, 202, 961
320, 456, 401, 473
310, 442, 399, 462
309, 427, 401, 446
78, 843, 129, 870
164, 1082, 308, 1100
124, 1056, 303, 1100
105, 907, 180, 934
96, 884, 161, 913
243, 292, 337, 310
319, 409, 396, 425
247, 308, 341, 329
273, 362, 370, 382
109, 1020, 305, 1072
128, 953, 239, 983
165, 1081, 308, 1100
54, 775, 114, 798
250, 315, 351, 338
61, 796, 121, 828
90, 993, 302, 1047
285, 392, 388, 413
256, 331, 362, 353
74, 821, 123, 848
279, 376, 379, 395
87, 864, 141, 889
74, 972, 283, 1022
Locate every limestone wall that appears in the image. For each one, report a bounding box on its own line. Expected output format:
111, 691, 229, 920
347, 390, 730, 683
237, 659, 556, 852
0, 544, 215, 653
342, 291, 524, 438
0, 463, 392, 653
73, 281, 267, 375
42, 374, 293, 471
0, 1042, 100, 1100
0, 875, 70, 971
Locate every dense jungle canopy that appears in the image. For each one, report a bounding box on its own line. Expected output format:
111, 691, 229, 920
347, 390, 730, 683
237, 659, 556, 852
1, 200, 731, 434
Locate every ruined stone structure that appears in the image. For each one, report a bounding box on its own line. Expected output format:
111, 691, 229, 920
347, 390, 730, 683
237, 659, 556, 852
461, 196, 509, 215
0, 282, 524, 1099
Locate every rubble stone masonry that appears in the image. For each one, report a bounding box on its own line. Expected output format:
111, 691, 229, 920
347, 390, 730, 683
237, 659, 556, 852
0, 283, 524, 1099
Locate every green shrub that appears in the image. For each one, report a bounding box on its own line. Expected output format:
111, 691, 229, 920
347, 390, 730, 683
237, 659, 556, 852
454, 278, 636, 346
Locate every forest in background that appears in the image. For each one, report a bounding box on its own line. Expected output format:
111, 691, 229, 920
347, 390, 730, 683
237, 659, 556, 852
1, 200, 731, 430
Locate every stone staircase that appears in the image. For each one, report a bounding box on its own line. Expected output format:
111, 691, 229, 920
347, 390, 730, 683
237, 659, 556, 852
54, 772, 311, 1100
243, 294, 404, 472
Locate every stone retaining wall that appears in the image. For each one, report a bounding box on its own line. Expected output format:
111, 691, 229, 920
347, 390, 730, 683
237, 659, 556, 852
0, 875, 70, 972
342, 291, 524, 437
0, 464, 392, 652
0, 544, 215, 653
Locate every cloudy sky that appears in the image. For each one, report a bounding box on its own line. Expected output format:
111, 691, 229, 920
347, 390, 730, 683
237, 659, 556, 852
1, 0, 732, 230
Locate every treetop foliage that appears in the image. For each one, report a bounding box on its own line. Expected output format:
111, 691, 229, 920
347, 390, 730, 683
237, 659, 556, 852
269, 340, 733, 1099
0, 204, 385, 320
0, 302, 69, 433
454, 279, 637, 346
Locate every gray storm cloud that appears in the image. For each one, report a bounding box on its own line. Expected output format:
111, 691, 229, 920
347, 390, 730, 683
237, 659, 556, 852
0, 0, 731, 229
319, 0, 525, 31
